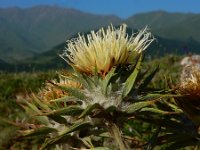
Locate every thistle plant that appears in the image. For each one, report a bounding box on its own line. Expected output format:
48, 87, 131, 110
15, 24, 172, 150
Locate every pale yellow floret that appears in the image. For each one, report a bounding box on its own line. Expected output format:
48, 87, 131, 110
61, 24, 154, 76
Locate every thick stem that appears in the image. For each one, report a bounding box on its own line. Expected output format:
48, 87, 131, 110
109, 123, 127, 150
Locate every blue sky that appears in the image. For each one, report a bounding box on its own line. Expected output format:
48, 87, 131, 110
0, 0, 200, 18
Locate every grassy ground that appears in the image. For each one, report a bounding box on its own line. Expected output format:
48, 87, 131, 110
0, 71, 59, 149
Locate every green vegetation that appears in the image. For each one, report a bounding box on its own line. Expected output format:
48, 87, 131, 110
2, 53, 200, 149
0, 71, 58, 100
0, 71, 59, 149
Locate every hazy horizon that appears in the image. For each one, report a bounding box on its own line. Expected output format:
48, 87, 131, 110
1, 4, 200, 19
0, 0, 200, 18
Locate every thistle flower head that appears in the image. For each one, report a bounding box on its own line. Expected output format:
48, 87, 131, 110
61, 24, 154, 76
39, 76, 82, 103
179, 67, 200, 99
176, 66, 200, 125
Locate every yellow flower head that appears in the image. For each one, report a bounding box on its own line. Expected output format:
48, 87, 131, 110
61, 24, 154, 76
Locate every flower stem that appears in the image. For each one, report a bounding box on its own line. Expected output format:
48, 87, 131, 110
109, 123, 127, 150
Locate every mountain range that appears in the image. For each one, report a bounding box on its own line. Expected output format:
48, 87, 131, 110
0, 5, 200, 71
0, 5, 122, 63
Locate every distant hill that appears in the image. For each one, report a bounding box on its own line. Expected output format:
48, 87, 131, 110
1, 6, 200, 71
126, 11, 200, 42
8, 27, 198, 72
0, 59, 13, 71
0, 5, 121, 63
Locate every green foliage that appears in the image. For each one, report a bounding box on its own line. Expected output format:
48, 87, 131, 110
11, 53, 179, 150
0, 71, 57, 100
1, 54, 200, 150
122, 54, 143, 98
144, 54, 182, 89
0, 71, 58, 149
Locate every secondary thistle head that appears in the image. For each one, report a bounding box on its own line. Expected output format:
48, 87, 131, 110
179, 67, 200, 100
61, 24, 154, 76
176, 67, 200, 125
39, 75, 82, 103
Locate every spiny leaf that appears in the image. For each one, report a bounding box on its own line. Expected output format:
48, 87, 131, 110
40, 134, 71, 150
42, 106, 83, 116
48, 115, 67, 124
122, 54, 142, 98
76, 72, 95, 89
125, 100, 156, 113
93, 67, 101, 86
124, 123, 141, 138
59, 86, 86, 99
80, 136, 93, 148
166, 138, 198, 150
79, 103, 101, 118
105, 105, 117, 113
0, 116, 20, 127
21, 127, 57, 137
25, 102, 49, 125
32, 93, 50, 111
83, 73, 96, 87
136, 117, 191, 133
60, 121, 92, 136
140, 108, 177, 115
145, 127, 161, 150
25, 101, 42, 114
140, 93, 177, 101
158, 133, 194, 145
42, 121, 92, 149
163, 101, 182, 113
93, 147, 112, 150
109, 123, 127, 150
106, 83, 112, 96
101, 67, 116, 96
59, 73, 78, 83
140, 93, 163, 100
60, 86, 85, 99
138, 65, 159, 91
50, 96, 81, 103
